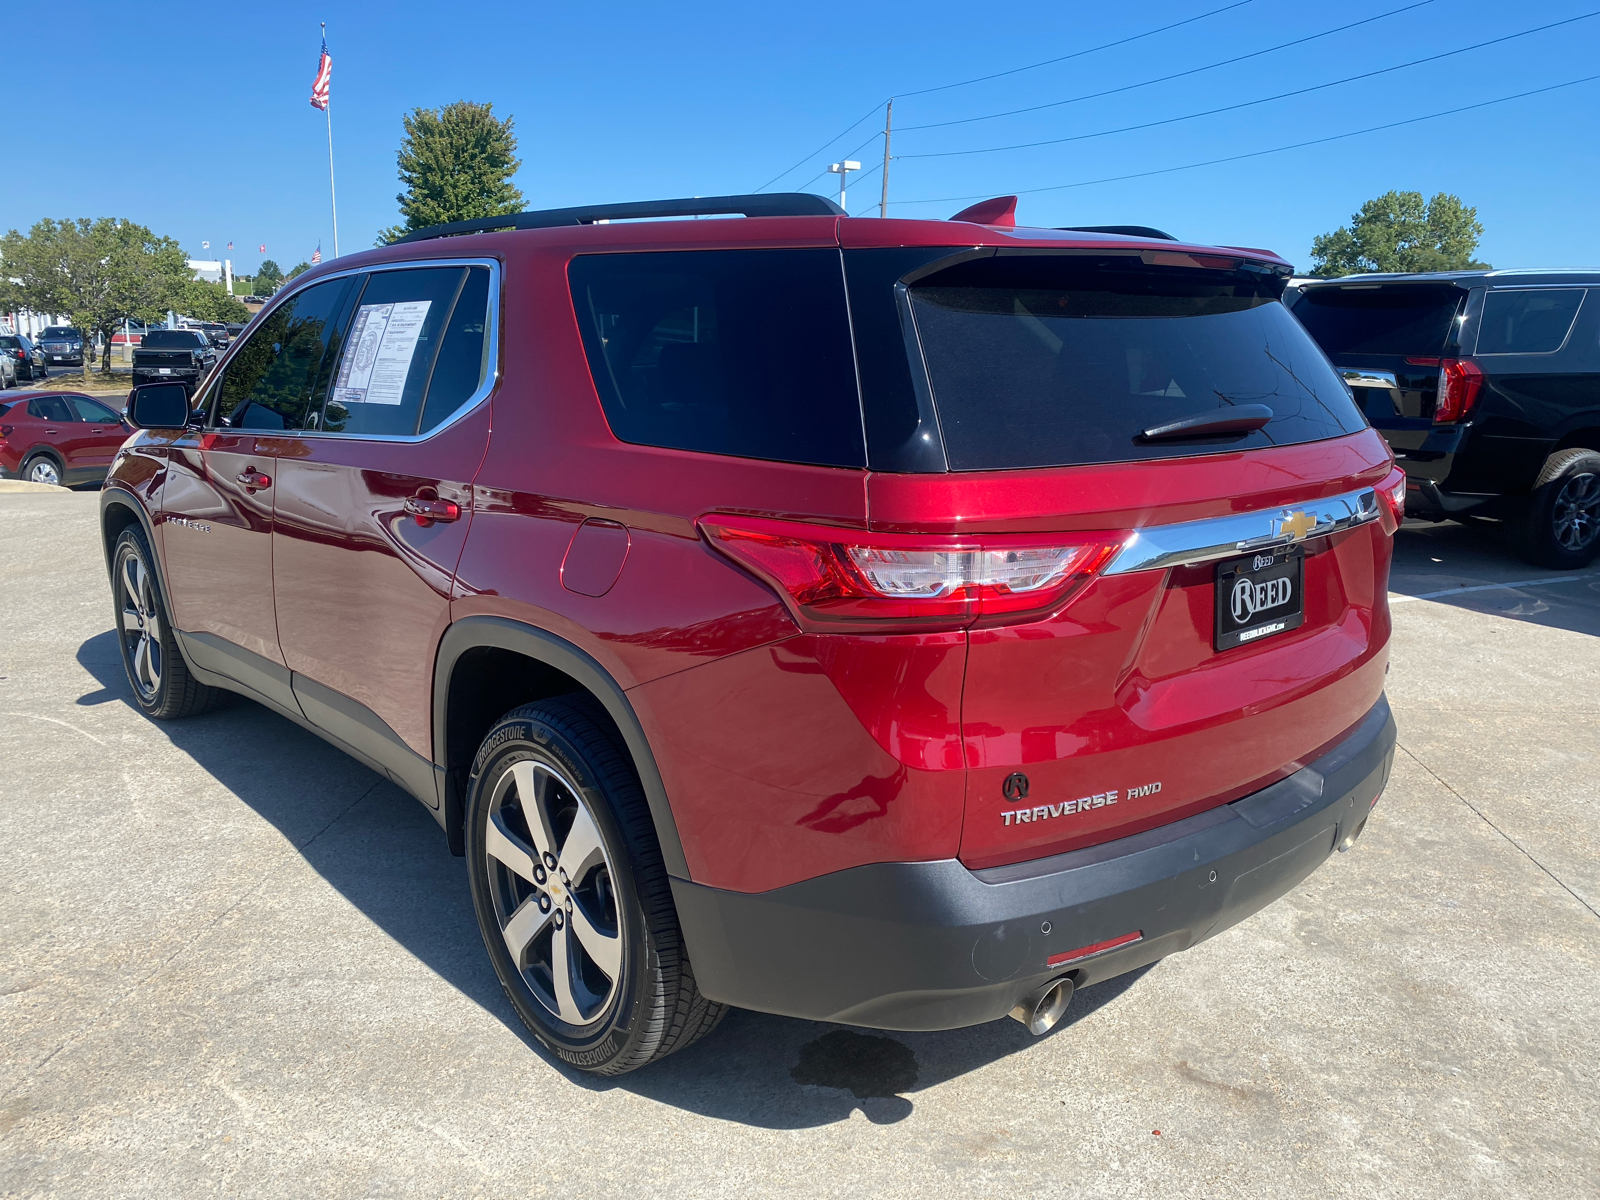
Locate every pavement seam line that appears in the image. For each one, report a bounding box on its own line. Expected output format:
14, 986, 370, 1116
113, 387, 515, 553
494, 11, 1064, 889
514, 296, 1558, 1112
1389, 571, 1600, 603
15, 777, 387, 1081
1397, 741, 1600, 922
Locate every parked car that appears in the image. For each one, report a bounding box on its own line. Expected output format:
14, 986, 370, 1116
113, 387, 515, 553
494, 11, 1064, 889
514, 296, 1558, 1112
225, 322, 247, 341
103, 192, 1402, 1075
0, 334, 46, 382
0, 392, 130, 485
196, 321, 230, 347
131, 328, 217, 392
0, 346, 15, 389
37, 325, 86, 367
1287, 270, 1600, 568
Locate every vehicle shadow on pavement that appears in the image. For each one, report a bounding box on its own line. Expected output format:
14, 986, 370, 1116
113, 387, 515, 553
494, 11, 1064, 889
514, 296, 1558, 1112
75, 630, 1158, 1128
1389, 521, 1600, 636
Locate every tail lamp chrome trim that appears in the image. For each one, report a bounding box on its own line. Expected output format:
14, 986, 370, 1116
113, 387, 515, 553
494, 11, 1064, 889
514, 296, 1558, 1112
1105, 488, 1381, 576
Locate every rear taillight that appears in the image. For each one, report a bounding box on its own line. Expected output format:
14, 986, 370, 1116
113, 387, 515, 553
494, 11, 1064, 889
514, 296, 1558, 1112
1378, 466, 1407, 530
700, 515, 1125, 631
1432, 357, 1484, 424
0, 425, 12, 439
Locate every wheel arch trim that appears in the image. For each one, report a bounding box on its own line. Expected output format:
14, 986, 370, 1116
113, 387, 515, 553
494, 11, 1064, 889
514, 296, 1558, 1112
433, 616, 690, 879
99, 486, 166, 594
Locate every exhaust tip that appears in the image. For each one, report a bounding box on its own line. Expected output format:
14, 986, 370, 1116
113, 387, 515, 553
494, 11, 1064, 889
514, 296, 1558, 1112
1009, 975, 1075, 1036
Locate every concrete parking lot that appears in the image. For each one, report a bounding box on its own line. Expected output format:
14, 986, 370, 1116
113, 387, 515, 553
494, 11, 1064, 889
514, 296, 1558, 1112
2, 492, 1596, 1198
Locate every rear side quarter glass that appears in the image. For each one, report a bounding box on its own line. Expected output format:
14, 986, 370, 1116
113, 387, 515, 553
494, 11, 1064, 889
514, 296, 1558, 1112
568, 248, 865, 469
1475, 288, 1586, 355
904, 256, 1364, 471
418, 266, 493, 434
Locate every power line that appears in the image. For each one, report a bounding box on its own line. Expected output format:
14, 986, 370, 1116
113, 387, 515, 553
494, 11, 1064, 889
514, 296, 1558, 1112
753, 101, 885, 193
792, 131, 885, 193
896, 0, 1260, 99
888, 74, 1600, 208
898, 0, 1440, 133
752, 0, 1269, 192
899, 11, 1600, 160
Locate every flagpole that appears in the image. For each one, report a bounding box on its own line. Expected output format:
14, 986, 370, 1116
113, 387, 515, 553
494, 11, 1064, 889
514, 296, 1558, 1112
323, 22, 339, 257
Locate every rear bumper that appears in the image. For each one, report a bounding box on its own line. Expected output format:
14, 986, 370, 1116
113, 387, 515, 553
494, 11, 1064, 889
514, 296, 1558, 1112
673, 695, 1396, 1030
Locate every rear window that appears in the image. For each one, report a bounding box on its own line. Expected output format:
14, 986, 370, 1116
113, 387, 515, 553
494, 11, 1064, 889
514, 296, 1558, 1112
905, 255, 1364, 471
568, 249, 865, 469
1476, 289, 1586, 355
0, 337, 18, 349
143, 330, 204, 349
1291, 284, 1464, 356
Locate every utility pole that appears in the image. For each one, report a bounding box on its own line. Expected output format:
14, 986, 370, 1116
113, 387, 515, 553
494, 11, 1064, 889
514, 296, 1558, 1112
829, 160, 861, 211
880, 99, 893, 218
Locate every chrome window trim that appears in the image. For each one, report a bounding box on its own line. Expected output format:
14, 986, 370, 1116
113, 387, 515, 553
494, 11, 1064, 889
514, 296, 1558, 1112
211, 256, 501, 443
1104, 487, 1381, 576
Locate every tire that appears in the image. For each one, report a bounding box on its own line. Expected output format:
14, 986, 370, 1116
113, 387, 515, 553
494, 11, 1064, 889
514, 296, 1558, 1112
111, 527, 224, 719
22, 454, 62, 486
1514, 449, 1600, 569
465, 700, 726, 1075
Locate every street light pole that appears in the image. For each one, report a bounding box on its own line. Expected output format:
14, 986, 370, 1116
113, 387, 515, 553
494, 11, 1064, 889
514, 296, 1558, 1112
829, 160, 861, 212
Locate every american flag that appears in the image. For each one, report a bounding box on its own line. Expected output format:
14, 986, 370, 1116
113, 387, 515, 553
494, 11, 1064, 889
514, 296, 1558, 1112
227, 241, 233, 251
311, 244, 322, 265
310, 36, 332, 111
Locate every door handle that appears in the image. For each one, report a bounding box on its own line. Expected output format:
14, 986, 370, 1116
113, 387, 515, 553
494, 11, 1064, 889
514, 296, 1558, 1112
237, 468, 272, 492
404, 495, 461, 525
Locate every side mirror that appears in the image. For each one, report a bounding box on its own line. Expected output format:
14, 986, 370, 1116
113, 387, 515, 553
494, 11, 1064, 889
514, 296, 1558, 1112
127, 383, 191, 429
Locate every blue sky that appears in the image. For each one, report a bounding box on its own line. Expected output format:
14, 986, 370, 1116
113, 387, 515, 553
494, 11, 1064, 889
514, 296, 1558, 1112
7, 0, 1598, 274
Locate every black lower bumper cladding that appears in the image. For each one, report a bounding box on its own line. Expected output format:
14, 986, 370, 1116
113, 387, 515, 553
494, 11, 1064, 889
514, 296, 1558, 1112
673, 696, 1396, 1031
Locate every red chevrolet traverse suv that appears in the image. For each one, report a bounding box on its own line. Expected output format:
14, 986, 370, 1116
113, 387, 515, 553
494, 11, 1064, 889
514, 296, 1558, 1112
101, 193, 1401, 1075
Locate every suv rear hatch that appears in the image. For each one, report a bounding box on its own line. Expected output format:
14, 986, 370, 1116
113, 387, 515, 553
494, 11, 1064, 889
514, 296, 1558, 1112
1287, 281, 1472, 452
854, 246, 1397, 869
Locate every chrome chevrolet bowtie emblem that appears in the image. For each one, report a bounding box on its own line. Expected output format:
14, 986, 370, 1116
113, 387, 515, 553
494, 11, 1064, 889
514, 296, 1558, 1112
1278, 510, 1318, 541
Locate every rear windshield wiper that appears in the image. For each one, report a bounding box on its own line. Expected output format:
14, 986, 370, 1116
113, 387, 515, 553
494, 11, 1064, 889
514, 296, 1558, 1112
1138, 404, 1274, 442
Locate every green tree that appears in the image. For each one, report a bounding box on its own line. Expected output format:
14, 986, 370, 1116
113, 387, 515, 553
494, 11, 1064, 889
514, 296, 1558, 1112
378, 100, 525, 244
286, 261, 311, 280
179, 279, 251, 323
0, 217, 190, 371
254, 259, 285, 295
1310, 191, 1490, 276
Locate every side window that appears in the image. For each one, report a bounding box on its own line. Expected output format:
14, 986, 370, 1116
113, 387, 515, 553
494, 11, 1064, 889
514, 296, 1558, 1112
321, 267, 472, 437
1477, 289, 1586, 355
28, 396, 80, 422
567, 248, 865, 468
214, 278, 353, 430
419, 267, 492, 434
68, 397, 121, 423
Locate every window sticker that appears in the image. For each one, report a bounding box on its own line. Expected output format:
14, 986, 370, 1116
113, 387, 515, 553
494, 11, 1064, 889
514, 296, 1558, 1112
332, 300, 432, 405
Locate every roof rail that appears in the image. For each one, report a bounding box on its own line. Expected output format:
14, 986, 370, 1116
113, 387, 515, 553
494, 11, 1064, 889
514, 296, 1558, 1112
393, 193, 846, 244
1058, 225, 1178, 241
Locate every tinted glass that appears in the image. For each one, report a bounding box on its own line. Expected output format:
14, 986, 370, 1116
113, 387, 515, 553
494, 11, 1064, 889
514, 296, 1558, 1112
569, 249, 865, 468
27, 397, 78, 422
1476, 289, 1586, 355
214, 278, 352, 430
143, 330, 205, 349
321, 267, 466, 436
68, 397, 121, 423
0, 337, 18, 350
1291, 285, 1463, 356
41, 327, 78, 339
418, 267, 492, 434
907, 256, 1364, 471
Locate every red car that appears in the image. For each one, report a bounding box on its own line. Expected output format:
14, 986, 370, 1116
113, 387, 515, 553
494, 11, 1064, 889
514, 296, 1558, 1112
101, 193, 1402, 1075
0, 392, 131, 486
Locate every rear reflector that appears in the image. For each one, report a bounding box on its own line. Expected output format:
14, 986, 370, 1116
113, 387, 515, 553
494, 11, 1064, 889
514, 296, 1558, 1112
700, 514, 1126, 631
1378, 466, 1407, 529
1047, 930, 1143, 968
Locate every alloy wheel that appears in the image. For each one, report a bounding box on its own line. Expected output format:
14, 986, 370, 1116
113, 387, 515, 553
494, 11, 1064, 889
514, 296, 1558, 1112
119, 553, 163, 699
484, 758, 623, 1027
27, 458, 60, 486
1552, 471, 1600, 552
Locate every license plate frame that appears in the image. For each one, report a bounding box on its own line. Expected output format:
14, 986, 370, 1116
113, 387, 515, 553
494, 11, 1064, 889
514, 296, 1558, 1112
1214, 548, 1305, 651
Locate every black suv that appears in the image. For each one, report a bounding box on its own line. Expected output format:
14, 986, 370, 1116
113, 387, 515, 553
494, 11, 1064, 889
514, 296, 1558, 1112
1288, 271, 1600, 568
